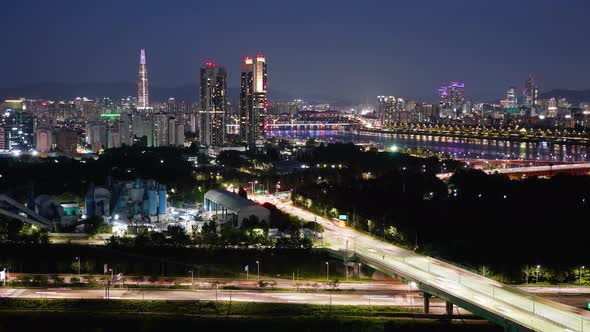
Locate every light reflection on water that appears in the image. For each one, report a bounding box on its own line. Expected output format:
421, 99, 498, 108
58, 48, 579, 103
267, 129, 590, 162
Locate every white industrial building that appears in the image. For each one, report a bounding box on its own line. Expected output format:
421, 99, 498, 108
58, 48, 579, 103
204, 189, 270, 227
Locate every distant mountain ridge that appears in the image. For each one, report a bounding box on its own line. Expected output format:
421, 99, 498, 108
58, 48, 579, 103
0, 82, 347, 104
539, 89, 590, 104
9, 83, 587, 105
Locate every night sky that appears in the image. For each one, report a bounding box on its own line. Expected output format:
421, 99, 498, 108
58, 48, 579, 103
1, 0, 589, 102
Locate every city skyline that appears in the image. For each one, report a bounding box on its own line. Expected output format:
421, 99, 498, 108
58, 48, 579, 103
1, 1, 590, 102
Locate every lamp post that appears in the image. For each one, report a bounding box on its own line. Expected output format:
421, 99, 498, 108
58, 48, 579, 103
580, 266, 585, 286
345, 238, 349, 280
536, 265, 540, 284
325, 261, 329, 282
189, 270, 194, 287
358, 263, 361, 281
76, 256, 81, 277
256, 261, 260, 281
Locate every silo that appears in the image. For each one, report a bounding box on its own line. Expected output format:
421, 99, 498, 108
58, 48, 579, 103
147, 189, 157, 216
85, 183, 95, 217
158, 185, 167, 215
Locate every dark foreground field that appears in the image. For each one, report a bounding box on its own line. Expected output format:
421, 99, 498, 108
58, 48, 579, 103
0, 299, 501, 332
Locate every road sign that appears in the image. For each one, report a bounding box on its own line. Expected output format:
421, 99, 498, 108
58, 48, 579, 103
338, 214, 348, 220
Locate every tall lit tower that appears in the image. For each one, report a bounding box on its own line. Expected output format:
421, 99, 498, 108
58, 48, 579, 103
199, 61, 227, 147
240, 54, 268, 147
523, 74, 538, 108
137, 49, 150, 111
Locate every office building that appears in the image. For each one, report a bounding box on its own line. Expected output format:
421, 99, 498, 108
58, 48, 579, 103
1, 109, 35, 151
506, 87, 519, 114
523, 75, 539, 109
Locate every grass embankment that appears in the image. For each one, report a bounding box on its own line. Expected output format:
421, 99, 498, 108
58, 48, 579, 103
0, 298, 411, 316
0, 299, 500, 332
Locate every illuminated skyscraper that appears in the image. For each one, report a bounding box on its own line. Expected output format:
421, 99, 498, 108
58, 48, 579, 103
1, 109, 35, 151
199, 61, 227, 147
523, 74, 538, 108
506, 87, 517, 108
438, 82, 464, 118
137, 49, 151, 111
240, 55, 268, 147
377, 96, 397, 127
506, 86, 519, 114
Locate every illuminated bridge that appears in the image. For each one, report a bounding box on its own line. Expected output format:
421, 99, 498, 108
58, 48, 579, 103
437, 162, 590, 180
489, 163, 590, 179
257, 196, 590, 332
226, 122, 351, 131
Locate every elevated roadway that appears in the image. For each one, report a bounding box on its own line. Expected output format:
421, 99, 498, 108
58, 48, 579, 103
0, 194, 52, 229
256, 195, 590, 332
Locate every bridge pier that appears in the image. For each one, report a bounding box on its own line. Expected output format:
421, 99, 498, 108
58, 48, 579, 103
423, 292, 431, 313
445, 301, 454, 316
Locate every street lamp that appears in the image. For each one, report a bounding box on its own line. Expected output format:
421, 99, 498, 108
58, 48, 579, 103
536, 265, 541, 284
325, 262, 329, 282
75, 256, 81, 277
189, 270, 194, 286
580, 266, 585, 285
256, 261, 260, 281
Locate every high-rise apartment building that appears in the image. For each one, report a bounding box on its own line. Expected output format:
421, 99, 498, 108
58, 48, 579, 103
199, 61, 227, 147
85, 122, 107, 152
137, 49, 151, 111
0, 126, 5, 151
36, 128, 53, 152
55, 129, 79, 153
240, 55, 268, 147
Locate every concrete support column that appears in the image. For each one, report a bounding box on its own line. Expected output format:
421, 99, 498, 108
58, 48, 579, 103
445, 301, 454, 316
423, 292, 431, 314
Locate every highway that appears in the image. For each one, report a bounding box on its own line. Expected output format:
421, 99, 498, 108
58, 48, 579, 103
255, 195, 590, 332
0, 287, 468, 314
0, 285, 588, 318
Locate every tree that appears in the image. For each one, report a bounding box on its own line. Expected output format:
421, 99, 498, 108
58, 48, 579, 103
199, 221, 218, 246
134, 231, 151, 247
149, 231, 167, 247
167, 225, 191, 247
241, 215, 266, 231
304, 221, 324, 234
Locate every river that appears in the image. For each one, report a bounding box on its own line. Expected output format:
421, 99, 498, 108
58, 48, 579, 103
267, 129, 590, 162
